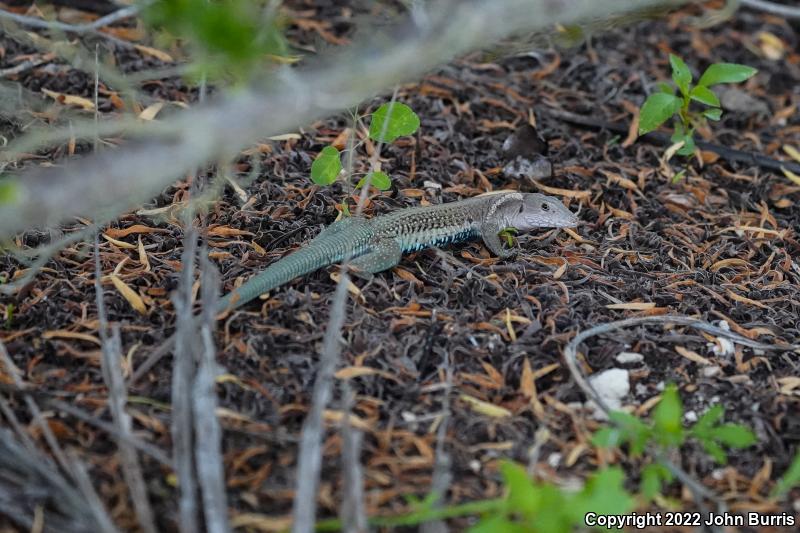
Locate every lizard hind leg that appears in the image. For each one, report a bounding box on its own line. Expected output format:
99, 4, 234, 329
349, 239, 403, 276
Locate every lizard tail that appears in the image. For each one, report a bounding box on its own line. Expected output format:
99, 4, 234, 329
214, 218, 370, 313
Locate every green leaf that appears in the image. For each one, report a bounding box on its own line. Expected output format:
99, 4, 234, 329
701, 439, 728, 464
608, 411, 652, 456
638, 93, 682, 135
0, 179, 18, 204
690, 85, 720, 107
310, 146, 341, 185
653, 384, 684, 447
641, 464, 665, 501
692, 405, 724, 433
571, 467, 634, 521
703, 108, 723, 121
356, 171, 392, 191
669, 54, 692, 96
591, 427, 622, 449
369, 102, 420, 143
710, 424, 757, 448
658, 82, 675, 95
676, 135, 696, 157
697, 63, 758, 87
671, 169, 687, 184
498, 227, 518, 247
500, 461, 539, 519
469, 514, 528, 533
771, 451, 800, 499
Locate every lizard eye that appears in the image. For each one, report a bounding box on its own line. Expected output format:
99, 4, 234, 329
541, 202, 550, 211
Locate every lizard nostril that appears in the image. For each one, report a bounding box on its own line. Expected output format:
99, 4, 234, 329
541, 203, 549, 211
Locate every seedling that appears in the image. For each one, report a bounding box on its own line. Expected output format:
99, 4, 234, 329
592, 384, 756, 500
311, 102, 420, 192
637, 54, 757, 179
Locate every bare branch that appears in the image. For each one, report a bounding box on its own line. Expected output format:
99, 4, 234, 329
171, 228, 200, 533
742, 0, 800, 18
291, 276, 351, 533
0, 4, 141, 35
193, 254, 230, 533
0, 0, 689, 239
339, 384, 366, 533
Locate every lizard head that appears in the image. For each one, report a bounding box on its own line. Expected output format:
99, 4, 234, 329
503, 193, 579, 231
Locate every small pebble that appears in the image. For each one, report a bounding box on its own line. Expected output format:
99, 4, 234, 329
615, 351, 644, 364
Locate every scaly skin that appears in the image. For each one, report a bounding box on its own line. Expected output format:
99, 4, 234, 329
216, 191, 578, 312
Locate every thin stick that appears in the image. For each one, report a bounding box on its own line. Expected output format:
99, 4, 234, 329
742, 0, 800, 18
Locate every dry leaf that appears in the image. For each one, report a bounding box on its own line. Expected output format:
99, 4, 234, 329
134, 44, 173, 62
138, 102, 164, 121
42, 330, 101, 346
777, 377, 800, 395
782, 145, 800, 163
267, 133, 301, 141
102, 233, 137, 249
674, 346, 712, 366
42, 88, 94, 110
109, 274, 147, 314
137, 236, 150, 271
781, 167, 800, 187
105, 225, 170, 238
757, 31, 785, 60
605, 302, 656, 310
710, 258, 749, 271
329, 272, 364, 302
459, 394, 511, 418
207, 226, 255, 238
230, 514, 292, 531
530, 181, 591, 199
323, 410, 371, 431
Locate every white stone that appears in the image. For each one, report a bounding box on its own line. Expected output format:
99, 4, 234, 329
615, 351, 644, 364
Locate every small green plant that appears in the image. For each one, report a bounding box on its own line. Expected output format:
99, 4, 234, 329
637, 54, 757, 173
771, 450, 800, 499
310, 102, 420, 192
316, 461, 633, 533
498, 227, 518, 247
143, 0, 289, 80
470, 463, 633, 533
592, 384, 756, 500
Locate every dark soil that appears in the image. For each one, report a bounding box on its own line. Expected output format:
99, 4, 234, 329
1, 1, 799, 531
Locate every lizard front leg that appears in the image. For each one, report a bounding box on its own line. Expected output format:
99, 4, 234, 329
349, 238, 403, 275
480, 220, 516, 259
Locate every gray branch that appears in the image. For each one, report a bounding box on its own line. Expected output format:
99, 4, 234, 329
0, 0, 689, 240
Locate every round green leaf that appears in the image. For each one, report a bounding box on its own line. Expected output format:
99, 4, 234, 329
368, 102, 420, 143
310, 146, 341, 185
690, 85, 720, 107
669, 54, 692, 96
638, 93, 682, 135
356, 171, 392, 191
697, 63, 757, 87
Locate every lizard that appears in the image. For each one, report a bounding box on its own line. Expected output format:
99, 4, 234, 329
215, 191, 579, 312
130, 191, 578, 381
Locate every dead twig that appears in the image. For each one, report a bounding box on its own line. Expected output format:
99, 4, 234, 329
193, 254, 230, 533
171, 228, 200, 533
